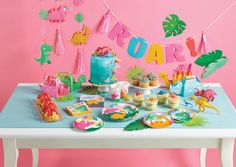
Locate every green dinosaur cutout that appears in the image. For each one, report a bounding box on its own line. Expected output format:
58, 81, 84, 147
57, 73, 86, 92
202, 57, 227, 78
35, 43, 53, 65
195, 50, 223, 67
124, 118, 149, 131
163, 14, 186, 38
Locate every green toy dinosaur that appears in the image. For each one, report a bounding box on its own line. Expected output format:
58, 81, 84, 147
35, 43, 53, 65
190, 96, 220, 115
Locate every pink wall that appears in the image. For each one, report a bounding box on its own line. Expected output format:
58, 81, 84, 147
0, 0, 236, 166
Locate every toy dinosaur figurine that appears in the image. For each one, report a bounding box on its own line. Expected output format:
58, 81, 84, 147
183, 100, 193, 108
35, 43, 53, 65
159, 72, 172, 87
190, 96, 220, 114
194, 89, 217, 102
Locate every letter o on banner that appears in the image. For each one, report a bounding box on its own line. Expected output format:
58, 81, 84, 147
127, 37, 148, 58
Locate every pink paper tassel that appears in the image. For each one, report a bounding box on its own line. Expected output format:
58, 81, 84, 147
73, 47, 85, 74
198, 32, 209, 54
97, 10, 111, 34
54, 28, 65, 56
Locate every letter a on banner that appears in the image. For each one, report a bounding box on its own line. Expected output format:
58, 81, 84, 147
108, 22, 131, 47
146, 44, 165, 64
127, 37, 148, 58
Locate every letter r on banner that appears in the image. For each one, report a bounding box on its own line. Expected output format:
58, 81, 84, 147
165, 44, 185, 63
108, 22, 131, 47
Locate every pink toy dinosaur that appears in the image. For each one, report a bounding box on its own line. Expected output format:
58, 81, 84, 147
47, 6, 69, 23
194, 89, 217, 102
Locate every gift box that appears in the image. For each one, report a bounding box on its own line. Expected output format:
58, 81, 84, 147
170, 76, 202, 97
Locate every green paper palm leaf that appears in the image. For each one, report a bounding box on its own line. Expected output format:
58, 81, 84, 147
79, 86, 98, 95
163, 14, 186, 38
124, 119, 149, 131
202, 57, 227, 78
54, 94, 76, 103
182, 116, 208, 128
126, 66, 144, 81
195, 50, 223, 67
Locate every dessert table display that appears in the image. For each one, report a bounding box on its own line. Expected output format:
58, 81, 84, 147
0, 83, 236, 167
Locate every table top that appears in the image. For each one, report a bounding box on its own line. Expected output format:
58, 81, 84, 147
0, 83, 236, 139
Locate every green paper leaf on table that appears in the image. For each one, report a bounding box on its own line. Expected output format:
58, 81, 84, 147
80, 86, 98, 95
195, 50, 223, 67
202, 57, 227, 78
163, 14, 186, 38
182, 116, 208, 128
54, 94, 77, 103
124, 118, 149, 131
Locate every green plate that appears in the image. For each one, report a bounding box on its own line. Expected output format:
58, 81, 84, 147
168, 108, 196, 123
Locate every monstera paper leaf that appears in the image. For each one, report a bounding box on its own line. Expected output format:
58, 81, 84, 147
195, 50, 223, 67
163, 14, 186, 38
202, 57, 227, 78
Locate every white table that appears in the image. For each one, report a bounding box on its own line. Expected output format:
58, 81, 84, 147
1, 83, 235, 167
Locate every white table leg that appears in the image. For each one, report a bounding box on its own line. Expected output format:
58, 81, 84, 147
200, 148, 207, 167
32, 148, 39, 167
3, 138, 19, 167
219, 138, 234, 167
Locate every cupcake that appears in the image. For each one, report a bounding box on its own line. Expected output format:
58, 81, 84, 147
132, 75, 139, 86
157, 90, 169, 105
133, 91, 144, 107
147, 72, 159, 86
145, 96, 158, 111
139, 76, 150, 88
168, 93, 180, 109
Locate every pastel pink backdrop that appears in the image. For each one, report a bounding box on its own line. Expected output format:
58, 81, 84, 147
0, 0, 236, 166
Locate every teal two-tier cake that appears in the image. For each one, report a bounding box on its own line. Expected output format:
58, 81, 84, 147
90, 47, 119, 85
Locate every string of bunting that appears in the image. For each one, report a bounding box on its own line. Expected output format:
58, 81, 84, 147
97, 0, 235, 78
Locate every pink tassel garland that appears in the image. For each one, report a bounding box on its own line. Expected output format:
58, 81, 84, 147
73, 47, 85, 75
97, 10, 111, 34
198, 32, 210, 54
54, 28, 65, 56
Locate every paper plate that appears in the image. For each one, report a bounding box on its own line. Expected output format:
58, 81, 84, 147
143, 112, 173, 128
102, 103, 139, 122
73, 116, 104, 132
169, 108, 196, 123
